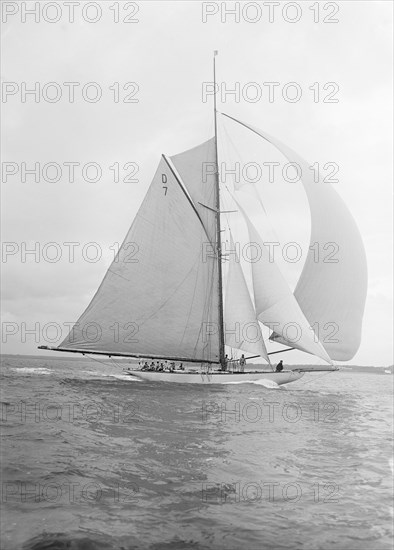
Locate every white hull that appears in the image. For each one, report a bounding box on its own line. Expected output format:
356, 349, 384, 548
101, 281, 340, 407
127, 370, 304, 385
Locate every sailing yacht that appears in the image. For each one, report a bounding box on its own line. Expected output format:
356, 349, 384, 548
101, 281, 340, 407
39, 54, 367, 385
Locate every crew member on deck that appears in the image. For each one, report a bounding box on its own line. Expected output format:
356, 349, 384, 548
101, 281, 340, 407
239, 354, 246, 372
223, 354, 229, 371
276, 360, 284, 372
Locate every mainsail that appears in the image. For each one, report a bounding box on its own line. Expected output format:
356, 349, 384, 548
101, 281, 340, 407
59, 152, 220, 363
170, 139, 217, 244
222, 113, 368, 361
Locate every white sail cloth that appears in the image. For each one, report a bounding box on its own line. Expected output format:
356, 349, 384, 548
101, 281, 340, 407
223, 114, 367, 361
237, 204, 332, 363
60, 155, 220, 362
170, 138, 217, 243
224, 235, 269, 360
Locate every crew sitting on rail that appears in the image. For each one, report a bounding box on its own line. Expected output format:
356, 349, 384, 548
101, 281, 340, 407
164, 363, 174, 372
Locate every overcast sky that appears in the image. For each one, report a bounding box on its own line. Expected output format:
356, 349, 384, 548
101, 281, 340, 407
1, 1, 393, 365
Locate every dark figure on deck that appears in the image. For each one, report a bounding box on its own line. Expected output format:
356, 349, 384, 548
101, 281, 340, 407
276, 360, 284, 372
239, 354, 246, 372
222, 354, 228, 372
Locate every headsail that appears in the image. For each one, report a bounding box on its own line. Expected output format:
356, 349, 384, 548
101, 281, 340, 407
59, 153, 220, 362
224, 234, 269, 360
238, 205, 332, 363
223, 113, 367, 361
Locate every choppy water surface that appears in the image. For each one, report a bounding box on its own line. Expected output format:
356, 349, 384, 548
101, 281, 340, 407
1, 355, 393, 549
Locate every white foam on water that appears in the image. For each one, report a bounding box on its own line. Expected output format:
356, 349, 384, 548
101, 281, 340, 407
81, 370, 114, 377
251, 379, 281, 389
110, 373, 141, 381
81, 370, 141, 381
224, 378, 281, 389
11, 367, 52, 375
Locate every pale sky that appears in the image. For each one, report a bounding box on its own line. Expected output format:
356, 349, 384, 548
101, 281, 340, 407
1, 1, 393, 365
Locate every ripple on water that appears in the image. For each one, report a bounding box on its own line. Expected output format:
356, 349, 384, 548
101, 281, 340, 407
1, 357, 393, 550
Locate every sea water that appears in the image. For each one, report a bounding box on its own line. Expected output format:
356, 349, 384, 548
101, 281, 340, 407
1, 355, 393, 549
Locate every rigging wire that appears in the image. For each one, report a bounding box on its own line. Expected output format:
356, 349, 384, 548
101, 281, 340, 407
295, 368, 337, 387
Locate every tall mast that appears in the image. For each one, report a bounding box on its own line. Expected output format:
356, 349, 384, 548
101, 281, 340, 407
213, 51, 226, 368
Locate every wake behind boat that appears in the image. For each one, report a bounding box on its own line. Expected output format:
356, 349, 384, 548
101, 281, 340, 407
39, 53, 367, 386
